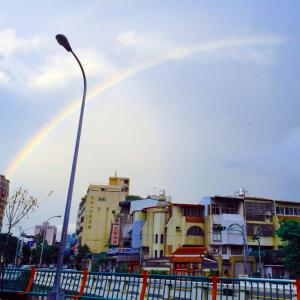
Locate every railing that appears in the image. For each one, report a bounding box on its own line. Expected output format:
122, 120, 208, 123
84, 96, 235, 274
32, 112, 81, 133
0, 268, 299, 300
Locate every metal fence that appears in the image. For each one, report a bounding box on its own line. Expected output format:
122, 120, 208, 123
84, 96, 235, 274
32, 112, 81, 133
0, 268, 299, 300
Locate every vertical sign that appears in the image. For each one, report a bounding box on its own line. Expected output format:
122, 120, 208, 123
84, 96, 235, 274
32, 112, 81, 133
111, 218, 120, 246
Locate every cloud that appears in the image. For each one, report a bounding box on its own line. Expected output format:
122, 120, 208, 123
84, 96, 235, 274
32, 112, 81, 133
0, 29, 40, 57
0, 70, 9, 85
117, 31, 282, 66
117, 30, 170, 51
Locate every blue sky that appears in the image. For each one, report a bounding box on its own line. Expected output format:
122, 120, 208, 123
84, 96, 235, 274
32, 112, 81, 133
1, 1, 300, 234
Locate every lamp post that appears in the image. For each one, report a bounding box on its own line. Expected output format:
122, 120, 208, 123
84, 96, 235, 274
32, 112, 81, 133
39, 216, 61, 268
48, 34, 87, 300
252, 230, 262, 276
227, 223, 249, 275
14, 226, 35, 267
14, 226, 23, 267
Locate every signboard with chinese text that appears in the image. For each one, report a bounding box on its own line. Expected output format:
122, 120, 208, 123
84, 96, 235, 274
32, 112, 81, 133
111, 218, 120, 246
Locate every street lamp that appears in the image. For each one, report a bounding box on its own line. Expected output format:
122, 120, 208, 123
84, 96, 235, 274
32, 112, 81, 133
14, 226, 35, 267
48, 34, 87, 300
227, 223, 249, 275
252, 229, 262, 277
39, 216, 61, 268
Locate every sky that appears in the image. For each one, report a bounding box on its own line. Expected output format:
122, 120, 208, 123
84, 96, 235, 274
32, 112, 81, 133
1, 1, 300, 235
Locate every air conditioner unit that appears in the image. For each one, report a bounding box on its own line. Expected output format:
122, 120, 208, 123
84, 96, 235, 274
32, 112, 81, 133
211, 247, 219, 255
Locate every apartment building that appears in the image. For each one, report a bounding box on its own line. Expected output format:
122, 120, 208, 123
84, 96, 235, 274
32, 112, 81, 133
76, 176, 129, 253
34, 222, 57, 246
0, 175, 9, 233
202, 195, 254, 276
104, 189, 300, 276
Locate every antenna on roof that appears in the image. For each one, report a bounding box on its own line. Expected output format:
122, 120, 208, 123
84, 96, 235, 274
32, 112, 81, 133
235, 188, 248, 198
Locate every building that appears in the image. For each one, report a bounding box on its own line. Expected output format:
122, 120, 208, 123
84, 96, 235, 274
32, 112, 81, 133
103, 186, 300, 277
105, 196, 216, 274
76, 175, 130, 253
0, 175, 9, 233
34, 222, 57, 246
202, 193, 300, 277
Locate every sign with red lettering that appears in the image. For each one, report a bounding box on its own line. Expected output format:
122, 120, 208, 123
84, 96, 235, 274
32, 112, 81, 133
111, 218, 120, 246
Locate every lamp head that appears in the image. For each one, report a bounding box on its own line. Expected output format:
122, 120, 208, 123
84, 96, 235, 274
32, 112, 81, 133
55, 34, 72, 52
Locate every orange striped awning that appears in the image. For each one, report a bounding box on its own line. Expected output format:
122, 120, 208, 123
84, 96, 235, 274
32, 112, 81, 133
170, 246, 206, 263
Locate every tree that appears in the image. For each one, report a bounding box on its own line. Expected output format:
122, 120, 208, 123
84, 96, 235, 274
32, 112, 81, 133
74, 244, 90, 270
1, 187, 38, 265
276, 220, 300, 278
5, 187, 38, 234
0, 234, 31, 265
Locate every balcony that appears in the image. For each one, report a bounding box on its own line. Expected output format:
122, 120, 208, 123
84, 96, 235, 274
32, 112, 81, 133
185, 216, 205, 223
212, 214, 245, 245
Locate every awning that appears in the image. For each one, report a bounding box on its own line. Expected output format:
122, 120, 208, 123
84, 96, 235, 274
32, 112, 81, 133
170, 246, 206, 263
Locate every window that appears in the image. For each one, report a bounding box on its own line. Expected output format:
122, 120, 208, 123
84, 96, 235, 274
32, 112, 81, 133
154, 250, 158, 258
160, 234, 164, 244
213, 230, 221, 242
155, 234, 158, 244
211, 205, 220, 215
187, 226, 204, 236
285, 207, 289, 215
222, 245, 227, 255
183, 207, 202, 217
231, 246, 243, 255
160, 250, 163, 257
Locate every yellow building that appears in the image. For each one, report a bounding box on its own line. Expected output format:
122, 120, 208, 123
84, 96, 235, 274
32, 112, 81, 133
165, 203, 205, 255
76, 176, 129, 253
244, 197, 275, 249
203, 194, 300, 277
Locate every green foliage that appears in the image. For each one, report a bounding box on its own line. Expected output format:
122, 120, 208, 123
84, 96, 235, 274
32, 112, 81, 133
276, 220, 300, 278
116, 264, 129, 273
0, 234, 18, 263
91, 252, 106, 272
125, 195, 143, 201
0, 233, 31, 265
148, 269, 169, 275
74, 244, 91, 270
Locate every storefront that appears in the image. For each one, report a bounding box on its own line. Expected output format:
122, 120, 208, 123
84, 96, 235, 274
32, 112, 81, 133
104, 248, 140, 272
170, 246, 217, 275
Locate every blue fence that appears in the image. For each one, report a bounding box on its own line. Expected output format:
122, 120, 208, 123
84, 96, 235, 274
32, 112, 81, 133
0, 268, 299, 299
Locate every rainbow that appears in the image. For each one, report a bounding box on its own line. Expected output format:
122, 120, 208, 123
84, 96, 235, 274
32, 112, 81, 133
4, 36, 282, 178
